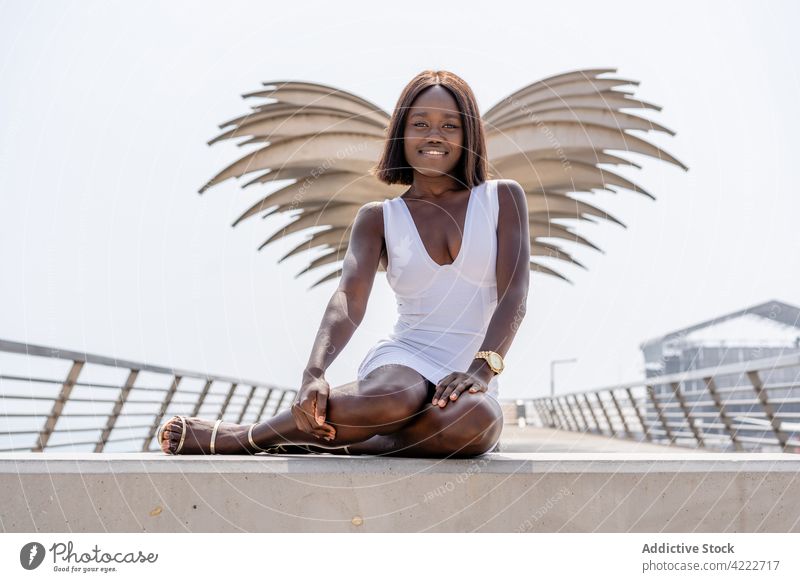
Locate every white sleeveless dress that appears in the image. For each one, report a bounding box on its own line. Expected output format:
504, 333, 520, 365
356, 179, 501, 401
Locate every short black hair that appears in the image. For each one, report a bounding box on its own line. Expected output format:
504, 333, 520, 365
371, 70, 488, 188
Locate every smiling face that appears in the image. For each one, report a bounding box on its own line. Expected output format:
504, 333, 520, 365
402, 85, 464, 181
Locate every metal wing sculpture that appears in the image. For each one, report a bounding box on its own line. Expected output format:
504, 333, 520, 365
199, 68, 687, 289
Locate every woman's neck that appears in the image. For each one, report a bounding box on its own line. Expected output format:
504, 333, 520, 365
406, 172, 464, 199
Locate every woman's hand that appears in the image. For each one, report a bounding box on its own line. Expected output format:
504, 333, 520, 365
431, 365, 493, 408
293, 370, 336, 441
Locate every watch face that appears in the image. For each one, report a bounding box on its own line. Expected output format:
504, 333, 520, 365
489, 353, 503, 370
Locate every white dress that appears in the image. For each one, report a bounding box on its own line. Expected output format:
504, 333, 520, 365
356, 179, 501, 401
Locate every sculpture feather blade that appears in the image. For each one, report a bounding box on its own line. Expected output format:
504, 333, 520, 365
484, 67, 687, 281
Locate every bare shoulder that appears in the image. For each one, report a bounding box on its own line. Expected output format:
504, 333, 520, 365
357, 200, 384, 218
495, 179, 527, 216
353, 200, 385, 233
495, 178, 525, 200
350, 201, 387, 266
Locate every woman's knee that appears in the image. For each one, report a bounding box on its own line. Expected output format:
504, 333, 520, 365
435, 395, 504, 455
357, 369, 428, 430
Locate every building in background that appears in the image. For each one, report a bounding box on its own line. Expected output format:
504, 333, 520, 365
641, 299, 800, 390
639, 299, 800, 449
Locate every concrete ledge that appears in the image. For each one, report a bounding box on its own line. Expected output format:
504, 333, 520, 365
2, 453, 799, 532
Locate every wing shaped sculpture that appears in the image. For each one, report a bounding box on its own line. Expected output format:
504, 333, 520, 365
199, 68, 687, 289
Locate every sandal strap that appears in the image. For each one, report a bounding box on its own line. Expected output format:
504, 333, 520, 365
247, 424, 288, 454
248, 423, 272, 453
210, 419, 222, 454
174, 416, 187, 454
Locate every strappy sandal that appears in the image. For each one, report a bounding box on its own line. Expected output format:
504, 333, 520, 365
246, 423, 352, 455
247, 423, 287, 454
158, 416, 223, 455
157, 415, 187, 455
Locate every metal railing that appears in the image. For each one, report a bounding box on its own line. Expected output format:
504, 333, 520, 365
518, 352, 800, 453
0, 339, 297, 453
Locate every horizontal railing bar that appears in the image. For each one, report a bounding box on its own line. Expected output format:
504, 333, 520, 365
658, 411, 708, 418
0, 394, 265, 405
663, 430, 699, 439
642, 401, 680, 409
720, 398, 767, 406
3, 424, 153, 436
0, 434, 152, 451
0, 391, 255, 403
0, 338, 281, 388
43, 438, 124, 448
1, 375, 196, 394
0, 412, 175, 418
698, 422, 729, 430
761, 382, 800, 391
0, 395, 144, 404
714, 385, 765, 395
729, 425, 780, 432
712, 383, 800, 395
559, 352, 800, 396
675, 411, 721, 418
696, 424, 772, 432
733, 435, 781, 445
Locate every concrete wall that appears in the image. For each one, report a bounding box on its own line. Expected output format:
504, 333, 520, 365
3, 452, 799, 532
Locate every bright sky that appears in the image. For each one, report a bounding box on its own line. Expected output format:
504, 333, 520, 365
1, 0, 798, 400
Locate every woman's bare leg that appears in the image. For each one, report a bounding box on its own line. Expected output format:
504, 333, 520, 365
250, 384, 504, 459
342, 391, 504, 458
159, 364, 430, 455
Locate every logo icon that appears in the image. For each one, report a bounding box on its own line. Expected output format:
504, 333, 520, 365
20, 542, 46, 570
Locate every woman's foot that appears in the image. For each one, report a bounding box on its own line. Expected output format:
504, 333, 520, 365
158, 416, 254, 455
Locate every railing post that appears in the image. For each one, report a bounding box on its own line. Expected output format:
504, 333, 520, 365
581, 393, 600, 434
142, 375, 182, 452
670, 381, 704, 448
747, 370, 789, 450
569, 394, 589, 431
34, 360, 84, 452
191, 379, 213, 418
237, 385, 257, 424
95, 369, 139, 452
273, 390, 290, 416
545, 399, 561, 429
562, 396, 582, 431
218, 382, 238, 419
555, 397, 576, 431
608, 389, 633, 439
255, 387, 274, 423
704, 376, 742, 452
547, 397, 569, 430
625, 386, 652, 442
537, 400, 555, 428
532, 400, 549, 427
594, 391, 616, 437
647, 384, 674, 445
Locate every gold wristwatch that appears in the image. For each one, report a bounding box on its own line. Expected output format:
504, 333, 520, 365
474, 350, 505, 375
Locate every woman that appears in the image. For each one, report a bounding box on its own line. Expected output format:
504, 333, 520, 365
159, 70, 530, 458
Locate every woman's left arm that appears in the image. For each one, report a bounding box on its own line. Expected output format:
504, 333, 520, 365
432, 179, 530, 406
467, 178, 530, 379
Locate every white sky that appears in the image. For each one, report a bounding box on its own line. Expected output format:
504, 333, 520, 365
1, 0, 798, 400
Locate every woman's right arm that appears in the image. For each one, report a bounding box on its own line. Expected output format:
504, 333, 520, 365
292, 201, 385, 440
